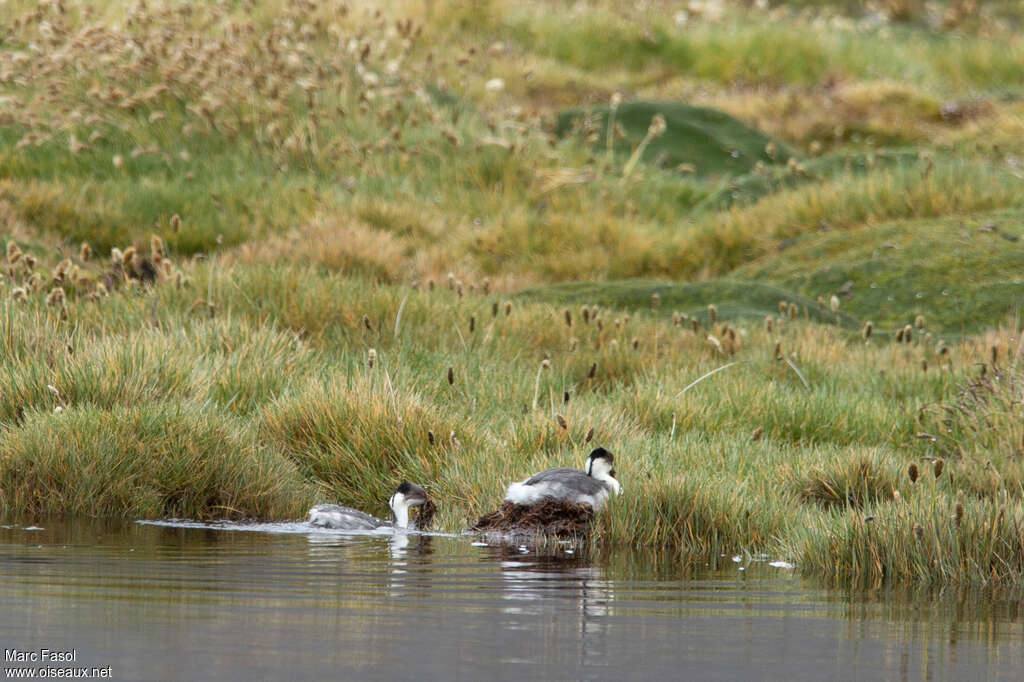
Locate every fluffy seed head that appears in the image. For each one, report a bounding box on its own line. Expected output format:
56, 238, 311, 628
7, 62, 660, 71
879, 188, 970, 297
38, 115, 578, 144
908, 462, 919, 484
367, 348, 376, 368
829, 295, 840, 313
648, 113, 666, 137
80, 243, 91, 261
46, 287, 66, 307
708, 304, 717, 323
915, 315, 926, 330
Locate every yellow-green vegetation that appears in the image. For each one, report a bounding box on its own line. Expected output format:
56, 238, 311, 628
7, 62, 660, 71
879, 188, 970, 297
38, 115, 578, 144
2, 0, 1024, 586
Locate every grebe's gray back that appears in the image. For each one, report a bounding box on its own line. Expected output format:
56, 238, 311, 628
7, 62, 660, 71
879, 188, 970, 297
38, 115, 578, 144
308, 482, 429, 530
504, 448, 622, 511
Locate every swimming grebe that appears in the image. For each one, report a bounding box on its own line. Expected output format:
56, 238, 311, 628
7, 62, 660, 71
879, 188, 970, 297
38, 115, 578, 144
504, 448, 622, 511
308, 482, 429, 530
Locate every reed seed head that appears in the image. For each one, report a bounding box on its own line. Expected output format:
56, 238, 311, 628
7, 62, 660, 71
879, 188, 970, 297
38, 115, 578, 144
80, 243, 91, 261
556, 414, 567, 430
651, 293, 660, 309
863, 321, 873, 340
367, 348, 376, 368
428, 430, 435, 446
708, 304, 717, 323
788, 302, 798, 320
631, 337, 639, 350
6, 241, 21, 264
122, 246, 137, 268
954, 501, 964, 527
587, 362, 597, 379
751, 426, 763, 441
585, 427, 594, 443
829, 295, 840, 313
933, 458, 944, 478
908, 462, 919, 484
46, 286, 65, 307
582, 306, 590, 324
11, 286, 27, 301
541, 358, 551, 370
150, 235, 165, 259
903, 324, 913, 343
447, 366, 454, 385
773, 340, 782, 360
491, 301, 498, 317
504, 301, 512, 316
915, 314, 926, 330
778, 300, 788, 313
648, 113, 666, 137
991, 345, 999, 365
913, 523, 924, 541
691, 318, 699, 332
564, 309, 572, 326
170, 214, 181, 232
469, 315, 475, 333
563, 391, 570, 405
765, 316, 773, 333
111, 248, 124, 266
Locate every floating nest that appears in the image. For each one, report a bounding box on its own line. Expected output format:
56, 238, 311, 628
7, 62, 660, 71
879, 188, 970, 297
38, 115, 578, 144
471, 500, 595, 537
414, 498, 438, 530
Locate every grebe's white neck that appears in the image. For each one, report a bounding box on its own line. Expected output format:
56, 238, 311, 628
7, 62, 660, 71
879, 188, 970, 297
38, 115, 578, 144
389, 492, 412, 529
587, 454, 622, 495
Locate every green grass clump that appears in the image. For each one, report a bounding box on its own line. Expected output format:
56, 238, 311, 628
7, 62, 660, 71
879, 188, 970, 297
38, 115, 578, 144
556, 101, 792, 177
0, 404, 313, 520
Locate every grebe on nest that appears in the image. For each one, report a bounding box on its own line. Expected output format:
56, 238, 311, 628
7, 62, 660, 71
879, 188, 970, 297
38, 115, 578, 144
308, 482, 429, 530
504, 448, 622, 511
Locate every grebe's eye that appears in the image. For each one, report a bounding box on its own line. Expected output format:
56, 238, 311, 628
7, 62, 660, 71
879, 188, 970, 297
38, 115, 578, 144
609, 468, 616, 478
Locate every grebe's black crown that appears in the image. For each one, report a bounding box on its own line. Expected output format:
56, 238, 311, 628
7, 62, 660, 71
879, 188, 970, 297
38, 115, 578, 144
395, 481, 427, 498
588, 447, 614, 463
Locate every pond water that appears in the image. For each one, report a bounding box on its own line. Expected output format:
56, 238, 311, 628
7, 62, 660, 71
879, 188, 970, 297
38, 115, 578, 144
1, 519, 1021, 681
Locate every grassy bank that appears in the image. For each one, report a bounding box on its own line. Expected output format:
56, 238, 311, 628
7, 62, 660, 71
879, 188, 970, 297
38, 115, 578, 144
2, 0, 1024, 586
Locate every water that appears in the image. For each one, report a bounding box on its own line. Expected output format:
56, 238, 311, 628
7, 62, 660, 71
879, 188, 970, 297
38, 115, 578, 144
1, 519, 1022, 681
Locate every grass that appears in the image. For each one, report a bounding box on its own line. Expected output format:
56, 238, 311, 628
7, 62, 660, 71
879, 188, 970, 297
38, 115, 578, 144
1, 0, 1024, 587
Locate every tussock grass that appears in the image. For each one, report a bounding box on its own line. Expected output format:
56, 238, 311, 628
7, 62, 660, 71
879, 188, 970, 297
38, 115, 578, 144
0, 404, 313, 520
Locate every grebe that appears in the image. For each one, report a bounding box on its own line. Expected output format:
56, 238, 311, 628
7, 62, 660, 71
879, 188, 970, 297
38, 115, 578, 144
504, 448, 622, 511
308, 482, 429, 530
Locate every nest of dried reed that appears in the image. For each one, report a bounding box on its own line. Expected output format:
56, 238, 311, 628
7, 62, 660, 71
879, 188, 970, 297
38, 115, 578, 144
415, 498, 438, 530
471, 500, 595, 537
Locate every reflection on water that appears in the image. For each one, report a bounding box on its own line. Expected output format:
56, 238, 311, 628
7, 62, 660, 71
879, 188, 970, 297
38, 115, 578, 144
1, 519, 1022, 681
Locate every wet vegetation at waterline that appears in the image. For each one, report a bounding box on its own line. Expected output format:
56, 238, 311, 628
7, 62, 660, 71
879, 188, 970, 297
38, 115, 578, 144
3, 0, 1024, 586
3, 255, 1023, 585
